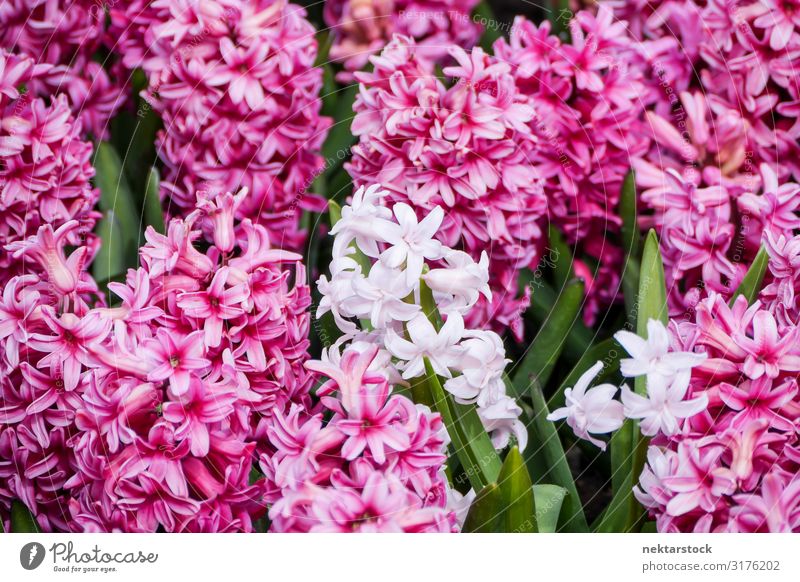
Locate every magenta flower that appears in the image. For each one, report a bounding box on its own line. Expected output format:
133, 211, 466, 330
145, 329, 211, 395
266, 344, 454, 532
348, 35, 543, 337
324, 0, 481, 79
115, 473, 200, 533
28, 308, 111, 391
177, 267, 249, 348
108, 0, 331, 252
662, 442, 736, 517
635, 294, 800, 532
738, 311, 800, 379
7, 222, 88, 295
109, 423, 192, 498
162, 379, 237, 457
731, 471, 800, 533
0, 1, 125, 137
0, 275, 41, 369
1, 50, 99, 290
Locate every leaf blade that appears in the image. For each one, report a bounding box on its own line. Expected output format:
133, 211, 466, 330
10, 500, 39, 533
729, 246, 769, 306
511, 278, 585, 397
497, 446, 536, 533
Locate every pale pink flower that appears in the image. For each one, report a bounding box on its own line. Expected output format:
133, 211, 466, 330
547, 362, 625, 450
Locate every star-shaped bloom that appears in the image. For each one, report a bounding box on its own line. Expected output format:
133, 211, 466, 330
547, 361, 624, 450
381, 203, 445, 286
384, 312, 464, 379
423, 250, 491, 313
621, 373, 708, 437
615, 319, 707, 383
349, 262, 420, 329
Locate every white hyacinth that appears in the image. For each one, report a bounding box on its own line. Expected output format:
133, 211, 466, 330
316, 184, 526, 450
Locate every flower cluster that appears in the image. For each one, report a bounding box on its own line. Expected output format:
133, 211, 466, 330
0, 0, 126, 138
762, 231, 800, 325
108, 0, 332, 251
347, 36, 545, 337
631, 296, 800, 532
0, 50, 99, 289
323, 0, 482, 79
265, 344, 456, 532
606, 0, 800, 314
317, 184, 527, 450
493, 9, 650, 323
548, 318, 707, 451
0, 191, 313, 531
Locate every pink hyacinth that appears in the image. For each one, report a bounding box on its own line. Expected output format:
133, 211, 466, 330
632, 88, 800, 314
635, 294, 800, 532
323, 0, 482, 79
108, 0, 332, 252
265, 344, 456, 532
0, 189, 314, 532
0, 50, 99, 290
0, 0, 126, 138
493, 9, 649, 323
347, 35, 544, 338
601, 0, 800, 314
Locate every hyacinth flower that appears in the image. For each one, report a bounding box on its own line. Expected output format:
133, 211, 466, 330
323, 0, 482, 79
266, 344, 456, 532
347, 36, 544, 338
0, 190, 314, 532
602, 0, 800, 317
107, 0, 332, 252
0, 0, 126, 138
492, 8, 650, 324
633, 89, 800, 314
0, 50, 100, 289
608, 0, 800, 181
609, 299, 800, 532
317, 184, 527, 450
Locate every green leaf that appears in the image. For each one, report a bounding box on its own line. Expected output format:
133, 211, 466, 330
511, 278, 585, 398
547, 225, 573, 291
423, 358, 502, 490
142, 166, 165, 235
497, 446, 536, 533
319, 64, 338, 118
620, 171, 641, 259
634, 230, 667, 399
620, 171, 642, 326
407, 277, 441, 408
610, 419, 635, 495
729, 246, 769, 307
533, 484, 568, 533
321, 84, 358, 178
462, 483, 502, 533
519, 272, 593, 360
92, 210, 127, 287
612, 230, 668, 531
546, 0, 573, 38
10, 500, 39, 533
593, 471, 634, 532
327, 198, 342, 225
93, 142, 141, 267
636, 229, 669, 336
473, 2, 503, 51
526, 382, 588, 532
